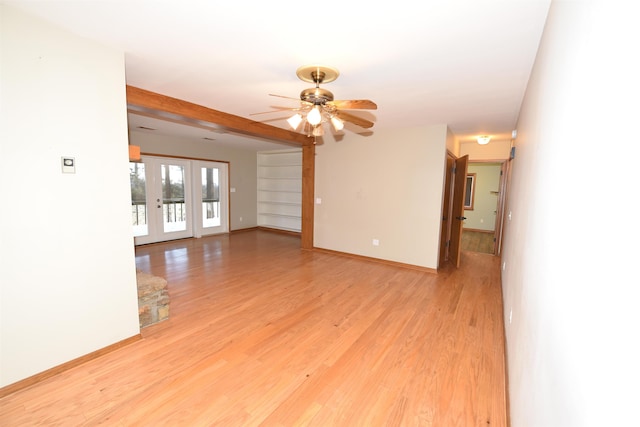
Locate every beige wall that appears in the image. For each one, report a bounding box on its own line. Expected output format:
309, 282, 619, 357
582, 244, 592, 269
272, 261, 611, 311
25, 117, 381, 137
460, 138, 511, 160
314, 125, 448, 269
446, 128, 460, 156
1, 5, 139, 387
130, 131, 259, 231
464, 163, 502, 231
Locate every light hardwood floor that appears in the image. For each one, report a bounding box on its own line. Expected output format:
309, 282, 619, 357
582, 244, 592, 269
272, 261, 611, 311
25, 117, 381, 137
461, 230, 496, 255
0, 230, 507, 426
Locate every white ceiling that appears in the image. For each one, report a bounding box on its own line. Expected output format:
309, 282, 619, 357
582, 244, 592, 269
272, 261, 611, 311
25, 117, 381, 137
6, 0, 551, 150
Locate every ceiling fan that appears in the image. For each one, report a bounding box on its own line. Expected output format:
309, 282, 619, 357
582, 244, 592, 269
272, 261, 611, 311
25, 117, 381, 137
255, 65, 377, 138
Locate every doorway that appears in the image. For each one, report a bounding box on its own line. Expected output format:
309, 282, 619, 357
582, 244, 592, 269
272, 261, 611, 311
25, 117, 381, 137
130, 155, 229, 245
460, 161, 506, 255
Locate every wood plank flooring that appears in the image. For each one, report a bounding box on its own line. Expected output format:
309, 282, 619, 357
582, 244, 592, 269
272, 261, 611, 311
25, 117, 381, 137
461, 230, 495, 255
0, 230, 507, 426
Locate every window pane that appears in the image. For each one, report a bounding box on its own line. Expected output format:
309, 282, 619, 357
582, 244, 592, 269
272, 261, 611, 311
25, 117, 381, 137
130, 162, 148, 237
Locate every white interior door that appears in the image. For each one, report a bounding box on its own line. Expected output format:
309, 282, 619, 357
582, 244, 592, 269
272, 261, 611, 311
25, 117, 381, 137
131, 156, 193, 245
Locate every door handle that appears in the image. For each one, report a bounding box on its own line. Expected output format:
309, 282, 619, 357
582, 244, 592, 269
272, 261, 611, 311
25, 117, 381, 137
456, 216, 467, 220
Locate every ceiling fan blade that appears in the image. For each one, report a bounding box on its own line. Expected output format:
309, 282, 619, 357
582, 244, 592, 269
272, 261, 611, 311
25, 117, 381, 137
250, 106, 300, 116
329, 99, 377, 110
256, 116, 294, 124
336, 110, 375, 129
269, 93, 303, 101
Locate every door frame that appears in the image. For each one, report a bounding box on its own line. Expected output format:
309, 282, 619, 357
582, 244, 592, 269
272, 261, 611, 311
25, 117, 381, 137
495, 160, 510, 256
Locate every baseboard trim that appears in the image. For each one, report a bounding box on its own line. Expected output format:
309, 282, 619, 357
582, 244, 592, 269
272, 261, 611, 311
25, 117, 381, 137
231, 226, 301, 237
257, 226, 302, 237
313, 247, 438, 274
230, 226, 259, 234
0, 334, 142, 399
463, 228, 494, 234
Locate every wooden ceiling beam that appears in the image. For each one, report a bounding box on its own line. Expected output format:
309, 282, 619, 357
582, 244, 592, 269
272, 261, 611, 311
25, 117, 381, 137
126, 85, 313, 146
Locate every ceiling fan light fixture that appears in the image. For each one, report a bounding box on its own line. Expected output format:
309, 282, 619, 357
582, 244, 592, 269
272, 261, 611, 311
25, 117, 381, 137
330, 116, 344, 131
307, 106, 322, 126
477, 135, 491, 145
287, 113, 303, 130
265, 65, 377, 136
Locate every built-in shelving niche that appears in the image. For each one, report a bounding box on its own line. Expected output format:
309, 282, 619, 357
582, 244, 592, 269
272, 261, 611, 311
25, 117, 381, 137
257, 149, 302, 232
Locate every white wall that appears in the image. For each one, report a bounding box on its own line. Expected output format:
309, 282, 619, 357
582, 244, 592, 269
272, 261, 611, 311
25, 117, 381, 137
502, 1, 640, 425
129, 131, 259, 230
314, 125, 448, 269
0, 5, 140, 387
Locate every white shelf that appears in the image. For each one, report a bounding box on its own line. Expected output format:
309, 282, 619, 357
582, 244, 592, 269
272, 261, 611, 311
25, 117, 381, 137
258, 201, 302, 206
257, 177, 301, 180
257, 189, 301, 193
259, 213, 300, 219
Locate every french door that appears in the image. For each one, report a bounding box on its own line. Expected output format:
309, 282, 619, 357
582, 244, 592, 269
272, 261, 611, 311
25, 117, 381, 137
192, 160, 229, 237
130, 156, 228, 245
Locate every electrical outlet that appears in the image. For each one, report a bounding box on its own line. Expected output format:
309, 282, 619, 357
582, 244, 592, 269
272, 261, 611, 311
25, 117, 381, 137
372, 239, 379, 246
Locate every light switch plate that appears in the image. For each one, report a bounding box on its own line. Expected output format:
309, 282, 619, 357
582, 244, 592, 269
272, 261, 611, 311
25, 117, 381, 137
61, 157, 75, 174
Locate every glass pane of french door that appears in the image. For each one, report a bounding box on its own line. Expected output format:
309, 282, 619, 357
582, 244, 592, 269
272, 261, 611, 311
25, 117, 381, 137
129, 162, 148, 237
201, 166, 220, 228
162, 164, 187, 233
193, 161, 228, 237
